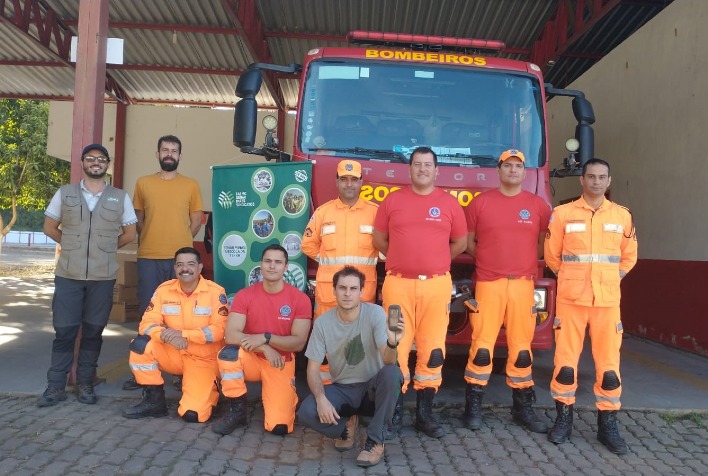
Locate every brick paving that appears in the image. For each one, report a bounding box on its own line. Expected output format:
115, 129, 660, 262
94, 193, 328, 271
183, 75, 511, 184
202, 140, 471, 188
1, 395, 706, 475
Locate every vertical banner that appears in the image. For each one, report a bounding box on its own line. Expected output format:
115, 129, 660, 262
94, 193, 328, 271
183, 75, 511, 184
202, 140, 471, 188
212, 162, 312, 296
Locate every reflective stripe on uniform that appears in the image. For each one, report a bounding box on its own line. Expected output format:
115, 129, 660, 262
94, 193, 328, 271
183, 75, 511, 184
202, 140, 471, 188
551, 390, 575, 398
143, 324, 159, 334
465, 370, 490, 381
562, 254, 620, 263
414, 372, 442, 382
221, 371, 244, 381
508, 374, 533, 383
162, 305, 180, 314
596, 395, 621, 404
318, 256, 377, 266
130, 363, 159, 371
360, 225, 373, 233
202, 326, 214, 343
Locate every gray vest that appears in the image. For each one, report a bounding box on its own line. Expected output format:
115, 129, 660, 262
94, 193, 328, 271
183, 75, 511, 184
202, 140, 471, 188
55, 183, 126, 281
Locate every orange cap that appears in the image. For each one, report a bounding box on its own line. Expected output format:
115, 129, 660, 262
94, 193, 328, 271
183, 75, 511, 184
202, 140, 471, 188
499, 149, 526, 163
337, 160, 362, 178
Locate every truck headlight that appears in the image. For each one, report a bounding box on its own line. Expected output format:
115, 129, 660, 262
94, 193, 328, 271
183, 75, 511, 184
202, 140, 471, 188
533, 288, 547, 311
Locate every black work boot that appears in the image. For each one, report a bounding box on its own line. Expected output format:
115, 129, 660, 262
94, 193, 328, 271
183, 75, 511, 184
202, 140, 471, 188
511, 387, 548, 433
384, 393, 404, 440
462, 383, 484, 430
597, 410, 628, 455
122, 385, 168, 419
415, 388, 445, 438
548, 401, 573, 444
212, 395, 248, 435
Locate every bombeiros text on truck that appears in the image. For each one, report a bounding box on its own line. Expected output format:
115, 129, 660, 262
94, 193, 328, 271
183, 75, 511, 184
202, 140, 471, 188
230, 30, 596, 353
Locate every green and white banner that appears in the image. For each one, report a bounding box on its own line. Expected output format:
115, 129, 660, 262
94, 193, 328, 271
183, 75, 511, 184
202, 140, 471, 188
212, 162, 312, 296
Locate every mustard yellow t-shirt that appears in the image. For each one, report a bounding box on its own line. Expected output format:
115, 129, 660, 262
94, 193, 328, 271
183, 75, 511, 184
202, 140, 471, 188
133, 173, 203, 259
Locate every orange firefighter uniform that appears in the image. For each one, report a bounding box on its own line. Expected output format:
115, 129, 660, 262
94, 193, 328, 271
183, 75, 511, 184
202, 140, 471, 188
302, 195, 379, 385
302, 197, 379, 318
544, 196, 637, 410
128, 277, 227, 422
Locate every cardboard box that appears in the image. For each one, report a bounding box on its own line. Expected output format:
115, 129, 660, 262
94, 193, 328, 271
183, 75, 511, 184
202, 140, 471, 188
113, 284, 138, 303
116, 249, 137, 262
109, 302, 141, 323
116, 260, 138, 286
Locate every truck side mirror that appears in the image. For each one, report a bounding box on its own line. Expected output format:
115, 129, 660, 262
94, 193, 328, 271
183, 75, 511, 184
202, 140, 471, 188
233, 69, 263, 149
572, 97, 595, 125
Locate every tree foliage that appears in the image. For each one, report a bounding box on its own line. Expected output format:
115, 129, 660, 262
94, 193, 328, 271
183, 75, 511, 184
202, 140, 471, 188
0, 99, 70, 242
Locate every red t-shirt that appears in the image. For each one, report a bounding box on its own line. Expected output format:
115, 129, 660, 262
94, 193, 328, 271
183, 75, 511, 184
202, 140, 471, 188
230, 282, 312, 358
374, 186, 467, 276
466, 189, 551, 281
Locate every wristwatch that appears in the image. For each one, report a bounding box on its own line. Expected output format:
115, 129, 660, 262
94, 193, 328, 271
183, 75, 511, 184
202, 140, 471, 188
264, 332, 272, 345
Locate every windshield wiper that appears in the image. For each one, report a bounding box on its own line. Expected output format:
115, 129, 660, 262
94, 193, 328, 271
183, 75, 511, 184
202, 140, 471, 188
310, 147, 409, 164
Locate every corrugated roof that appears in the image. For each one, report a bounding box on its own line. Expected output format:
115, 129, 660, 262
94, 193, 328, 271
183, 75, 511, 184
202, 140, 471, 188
0, 0, 672, 107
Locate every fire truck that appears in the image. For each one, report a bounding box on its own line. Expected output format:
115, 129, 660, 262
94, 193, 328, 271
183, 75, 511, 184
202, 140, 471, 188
231, 31, 595, 352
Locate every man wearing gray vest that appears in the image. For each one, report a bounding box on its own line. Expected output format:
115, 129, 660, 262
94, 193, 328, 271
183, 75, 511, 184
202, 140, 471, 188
38, 144, 137, 407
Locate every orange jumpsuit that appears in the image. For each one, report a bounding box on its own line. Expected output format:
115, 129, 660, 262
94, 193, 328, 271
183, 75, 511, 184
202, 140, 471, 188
375, 186, 467, 393
464, 189, 550, 390
128, 277, 227, 422
302, 197, 379, 384
544, 196, 637, 411
302, 197, 379, 317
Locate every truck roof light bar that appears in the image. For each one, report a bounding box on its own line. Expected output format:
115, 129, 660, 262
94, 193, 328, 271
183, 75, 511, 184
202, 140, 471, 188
347, 30, 506, 52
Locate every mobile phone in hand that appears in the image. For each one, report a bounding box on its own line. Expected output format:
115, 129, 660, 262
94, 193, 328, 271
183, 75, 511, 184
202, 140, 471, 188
388, 305, 402, 332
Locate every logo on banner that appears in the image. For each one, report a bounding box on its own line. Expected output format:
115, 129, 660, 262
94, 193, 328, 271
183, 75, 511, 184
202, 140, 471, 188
294, 169, 308, 183
218, 190, 235, 208
284, 263, 306, 291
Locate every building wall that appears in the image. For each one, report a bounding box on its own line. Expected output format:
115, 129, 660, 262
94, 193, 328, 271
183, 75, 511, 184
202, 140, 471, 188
546, 0, 708, 356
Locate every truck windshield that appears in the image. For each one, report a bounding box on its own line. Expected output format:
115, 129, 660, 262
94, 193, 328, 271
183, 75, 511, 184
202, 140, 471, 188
298, 59, 545, 168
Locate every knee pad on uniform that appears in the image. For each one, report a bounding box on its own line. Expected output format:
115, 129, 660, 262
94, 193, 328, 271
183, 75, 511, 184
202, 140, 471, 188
182, 410, 199, 423
555, 366, 575, 385
271, 424, 289, 436
218, 344, 240, 361
514, 350, 532, 369
427, 348, 444, 368
472, 348, 491, 367
601, 370, 621, 390
129, 335, 151, 355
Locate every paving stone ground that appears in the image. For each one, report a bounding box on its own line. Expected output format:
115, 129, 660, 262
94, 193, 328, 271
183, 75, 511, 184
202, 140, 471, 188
0, 395, 706, 475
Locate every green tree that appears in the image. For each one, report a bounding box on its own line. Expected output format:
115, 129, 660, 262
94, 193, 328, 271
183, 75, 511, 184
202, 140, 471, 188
0, 99, 69, 253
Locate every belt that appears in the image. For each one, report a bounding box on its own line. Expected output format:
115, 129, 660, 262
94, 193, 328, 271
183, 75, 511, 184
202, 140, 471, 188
506, 275, 534, 280
388, 271, 450, 280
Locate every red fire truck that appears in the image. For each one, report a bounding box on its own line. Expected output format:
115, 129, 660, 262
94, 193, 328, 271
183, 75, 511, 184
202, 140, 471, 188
231, 31, 595, 352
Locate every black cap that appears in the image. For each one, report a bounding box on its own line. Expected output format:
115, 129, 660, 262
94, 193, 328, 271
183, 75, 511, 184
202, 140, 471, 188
81, 143, 110, 160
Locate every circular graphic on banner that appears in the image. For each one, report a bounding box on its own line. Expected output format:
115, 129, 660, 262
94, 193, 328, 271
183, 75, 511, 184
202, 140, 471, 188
282, 187, 307, 215
253, 169, 273, 193
248, 266, 263, 285
284, 262, 307, 291
219, 233, 247, 269
283, 233, 302, 258
252, 210, 275, 238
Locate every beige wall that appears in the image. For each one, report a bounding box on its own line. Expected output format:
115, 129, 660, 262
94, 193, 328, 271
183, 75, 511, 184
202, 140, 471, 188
48, 102, 296, 240
547, 0, 708, 261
